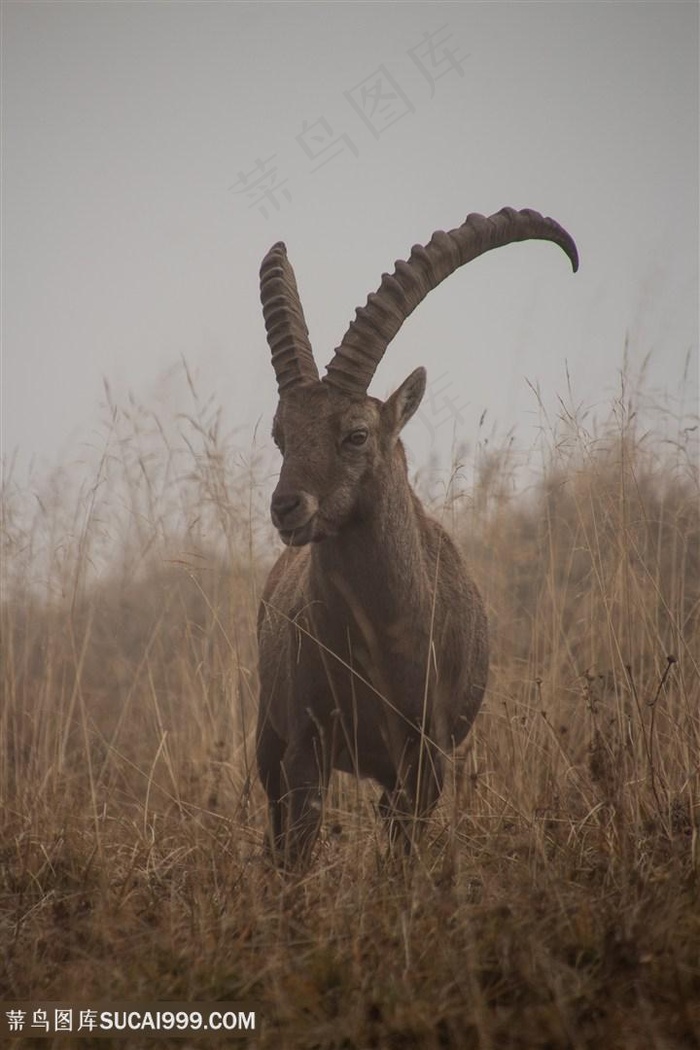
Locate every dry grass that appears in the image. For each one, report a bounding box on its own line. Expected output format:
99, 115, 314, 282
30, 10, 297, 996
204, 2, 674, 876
1, 363, 699, 1049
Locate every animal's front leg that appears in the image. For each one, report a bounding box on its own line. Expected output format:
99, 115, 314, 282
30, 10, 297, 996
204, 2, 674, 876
279, 724, 330, 868
256, 714, 287, 861
380, 732, 445, 853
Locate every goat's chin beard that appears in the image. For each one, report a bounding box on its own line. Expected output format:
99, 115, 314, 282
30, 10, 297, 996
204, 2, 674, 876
277, 520, 327, 547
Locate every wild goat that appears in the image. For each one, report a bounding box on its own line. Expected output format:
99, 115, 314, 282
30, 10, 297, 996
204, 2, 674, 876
256, 206, 578, 867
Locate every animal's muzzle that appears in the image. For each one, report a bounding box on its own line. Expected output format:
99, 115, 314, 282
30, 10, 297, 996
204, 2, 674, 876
270, 489, 319, 542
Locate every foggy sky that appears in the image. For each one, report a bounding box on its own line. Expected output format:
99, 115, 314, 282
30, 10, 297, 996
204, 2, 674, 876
2, 2, 698, 481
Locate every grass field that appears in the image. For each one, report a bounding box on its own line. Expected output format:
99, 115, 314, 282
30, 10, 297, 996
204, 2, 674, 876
1, 366, 698, 1048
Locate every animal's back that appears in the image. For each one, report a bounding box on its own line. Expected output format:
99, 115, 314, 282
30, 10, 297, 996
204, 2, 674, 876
420, 514, 489, 746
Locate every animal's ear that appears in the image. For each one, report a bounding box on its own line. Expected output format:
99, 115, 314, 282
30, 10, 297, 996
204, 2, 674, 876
382, 367, 426, 435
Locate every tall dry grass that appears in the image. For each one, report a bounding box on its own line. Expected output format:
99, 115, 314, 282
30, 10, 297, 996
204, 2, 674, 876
1, 362, 698, 1049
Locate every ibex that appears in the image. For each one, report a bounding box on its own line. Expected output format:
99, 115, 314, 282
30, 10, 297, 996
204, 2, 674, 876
256, 207, 578, 867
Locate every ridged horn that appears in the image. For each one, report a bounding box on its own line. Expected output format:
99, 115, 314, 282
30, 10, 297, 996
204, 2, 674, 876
260, 242, 319, 393
323, 207, 578, 397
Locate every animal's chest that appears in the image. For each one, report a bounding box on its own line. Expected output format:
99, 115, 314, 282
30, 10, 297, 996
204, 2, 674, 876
295, 588, 437, 713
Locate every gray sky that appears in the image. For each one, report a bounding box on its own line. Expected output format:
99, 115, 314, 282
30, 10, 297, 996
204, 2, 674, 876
2, 1, 698, 482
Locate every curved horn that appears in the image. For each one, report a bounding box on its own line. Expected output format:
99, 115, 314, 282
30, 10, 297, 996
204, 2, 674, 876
260, 242, 319, 393
323, 207, 579, 397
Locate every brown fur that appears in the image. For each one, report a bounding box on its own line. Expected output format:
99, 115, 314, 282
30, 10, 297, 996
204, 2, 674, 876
257, 373, 489, 866
256, 208, 577, 867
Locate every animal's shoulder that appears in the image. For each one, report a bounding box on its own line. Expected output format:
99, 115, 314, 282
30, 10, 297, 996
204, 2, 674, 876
421, 515, 482, 603
422, 515, 466, 566
258, 546, 312, 630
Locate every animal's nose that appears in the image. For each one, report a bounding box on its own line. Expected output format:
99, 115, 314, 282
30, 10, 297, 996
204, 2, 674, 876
271, 491, 302, 527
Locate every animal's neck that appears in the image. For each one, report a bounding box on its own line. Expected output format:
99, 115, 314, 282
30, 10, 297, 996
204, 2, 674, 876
314, 462, 426, 617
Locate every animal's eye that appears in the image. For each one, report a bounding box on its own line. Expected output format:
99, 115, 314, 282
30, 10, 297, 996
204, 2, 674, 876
344, 428, 368, 447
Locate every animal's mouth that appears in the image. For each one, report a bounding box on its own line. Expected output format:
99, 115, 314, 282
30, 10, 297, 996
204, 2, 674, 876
278, 519, 324, 547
